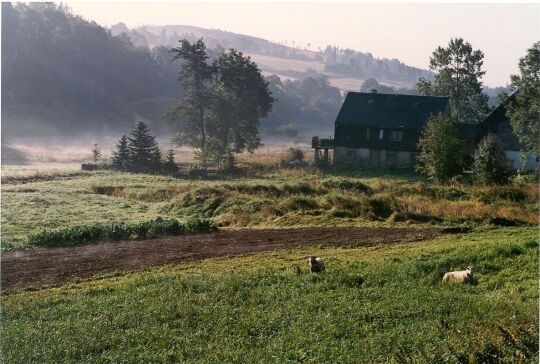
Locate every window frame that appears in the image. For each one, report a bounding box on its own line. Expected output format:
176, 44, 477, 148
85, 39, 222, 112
390, 130, 403, 142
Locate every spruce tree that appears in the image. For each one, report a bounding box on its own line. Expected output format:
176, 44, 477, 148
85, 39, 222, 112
162, 147, 179, 175
475, 134, 509, 184
111, 135, 130, 171
127, 121, 161, 173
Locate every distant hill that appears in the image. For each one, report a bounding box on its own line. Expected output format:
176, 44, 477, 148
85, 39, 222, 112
1, 4, 508, 149
111, 23, 434, 91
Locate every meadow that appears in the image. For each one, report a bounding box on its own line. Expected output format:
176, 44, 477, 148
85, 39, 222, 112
1, 167, 537, 247
2, 163, 538, 362
2, 227, 538, 362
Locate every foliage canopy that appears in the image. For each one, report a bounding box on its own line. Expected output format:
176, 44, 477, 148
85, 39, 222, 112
417, 38, 489, 124
416, 113, 464, 181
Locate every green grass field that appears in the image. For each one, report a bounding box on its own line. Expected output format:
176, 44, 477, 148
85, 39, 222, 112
2, 169, 537, 246
3, 227, 538, 362
2, 167, 538, 362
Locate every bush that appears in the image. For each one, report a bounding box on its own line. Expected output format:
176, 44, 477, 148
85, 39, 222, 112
19, 217, 217, 248
368, 194, 394, 219
283, 147, 305, 163
416, 113, 464, 181
475, 134, 510, 184
477, 186, 527, 204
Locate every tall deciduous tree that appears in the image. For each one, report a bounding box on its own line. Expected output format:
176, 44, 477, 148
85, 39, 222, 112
210, 49, 274, 167
166, 39, 273, 169
417, 38, 489, 124
503, 41, 540, 157
417, 113, 464, 181
127, 121, 161, 173
166, 39, 214, 170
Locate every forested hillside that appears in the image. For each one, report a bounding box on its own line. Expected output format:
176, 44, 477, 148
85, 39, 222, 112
1, 3, 179, 139
113, 23, 433, 86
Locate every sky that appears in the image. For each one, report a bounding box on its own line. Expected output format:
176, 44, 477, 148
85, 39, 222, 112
69, 2, 540, 87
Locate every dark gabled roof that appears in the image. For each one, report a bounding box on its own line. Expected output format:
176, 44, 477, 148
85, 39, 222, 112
335, 92, 450, 129
454, 122, 477, 141
476, 92, 521, 150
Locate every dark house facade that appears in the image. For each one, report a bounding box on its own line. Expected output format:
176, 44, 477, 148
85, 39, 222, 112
475, 92, 537, 170
332, 91, 451, 167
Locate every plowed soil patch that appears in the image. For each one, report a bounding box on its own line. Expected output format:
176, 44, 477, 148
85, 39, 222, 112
2, 227, 460, 292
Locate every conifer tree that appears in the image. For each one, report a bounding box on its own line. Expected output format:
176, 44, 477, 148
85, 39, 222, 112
127, 121, 161, 173
162, 146, 179, 174
111, 135, 130, 171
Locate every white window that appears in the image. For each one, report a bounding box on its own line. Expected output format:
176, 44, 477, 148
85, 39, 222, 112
378, 129, 384, 140
390, 130, 403, 141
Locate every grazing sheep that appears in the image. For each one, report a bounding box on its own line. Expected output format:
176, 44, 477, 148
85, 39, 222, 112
308, 256, 325, 273
442, 265, 476, 284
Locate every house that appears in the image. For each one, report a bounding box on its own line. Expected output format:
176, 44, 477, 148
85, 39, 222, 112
475, 92, 538, 170
312, 90, 536, 171
328, 90, 453, 167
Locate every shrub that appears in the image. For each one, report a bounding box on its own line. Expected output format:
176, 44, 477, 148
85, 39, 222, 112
477, 186, 527, 204
474, 133, 510, 184
416, 113, 464, 181
283, 148, 305, 163
19, 217, 217, 248
368, 194, 394, 219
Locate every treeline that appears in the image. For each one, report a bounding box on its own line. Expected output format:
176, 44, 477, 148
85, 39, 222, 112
263, 75, 343, 138
322, 46, 433, 83
1, 3, 180, 138
114, 24, 434, 83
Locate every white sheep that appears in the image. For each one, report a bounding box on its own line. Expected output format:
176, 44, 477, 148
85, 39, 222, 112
308, 256, 325, 273
442, 265, 476, 284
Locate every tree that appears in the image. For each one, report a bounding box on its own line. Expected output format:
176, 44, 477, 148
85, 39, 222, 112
210, 49, 274, 167
127, 121, 161, 173
417, 38, 489, 124
503, 41, 540, 157
416, 113, 464, 181
111, 135, 130, 171
162, 146, 179, 175
166, 39, 214, 171
475, 133, 509, 184
360, 78, 395, 94
91, 143, 101, 164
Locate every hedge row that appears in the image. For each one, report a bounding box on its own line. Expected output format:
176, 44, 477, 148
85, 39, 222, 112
9, 217, 217, 249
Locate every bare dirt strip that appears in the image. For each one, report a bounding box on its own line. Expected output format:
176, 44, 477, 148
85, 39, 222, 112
1, 227, 465, 292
